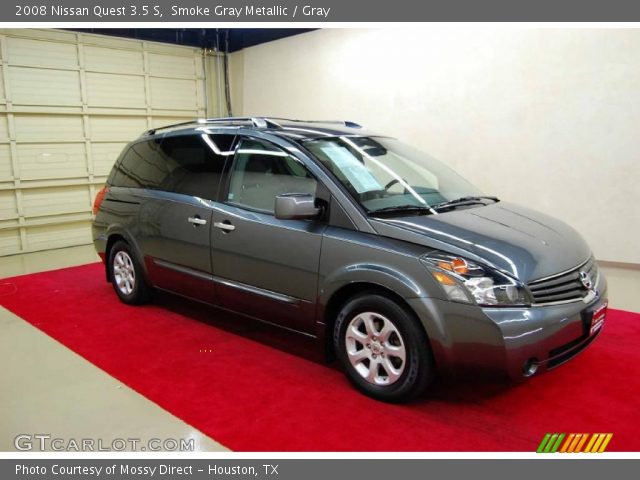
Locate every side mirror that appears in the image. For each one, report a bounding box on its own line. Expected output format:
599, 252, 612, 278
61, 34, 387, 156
274, 193, 321, 220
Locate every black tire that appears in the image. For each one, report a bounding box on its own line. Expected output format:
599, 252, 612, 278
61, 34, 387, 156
108, 240, 152, 305
334, 293, 434, 403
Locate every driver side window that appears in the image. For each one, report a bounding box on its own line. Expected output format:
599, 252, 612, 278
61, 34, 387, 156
227, 138, 317, 213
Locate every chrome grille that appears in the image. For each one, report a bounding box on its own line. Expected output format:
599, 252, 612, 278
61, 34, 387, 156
527, 258, 598, 305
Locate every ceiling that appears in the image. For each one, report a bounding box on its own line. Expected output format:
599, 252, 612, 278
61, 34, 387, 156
67, 28, 316, 53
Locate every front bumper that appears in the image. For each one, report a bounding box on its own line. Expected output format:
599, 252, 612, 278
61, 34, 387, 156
408, 272, 608, 380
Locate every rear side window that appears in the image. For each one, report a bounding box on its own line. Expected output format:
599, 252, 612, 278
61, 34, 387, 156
158, 134, 235, 200
109, 139, 167, 189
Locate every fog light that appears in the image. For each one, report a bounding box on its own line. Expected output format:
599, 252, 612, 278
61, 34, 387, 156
523, 358, 539, 377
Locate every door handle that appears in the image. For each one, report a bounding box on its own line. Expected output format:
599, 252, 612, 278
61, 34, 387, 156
188, 216, 207, 226
214, 221, 236, 232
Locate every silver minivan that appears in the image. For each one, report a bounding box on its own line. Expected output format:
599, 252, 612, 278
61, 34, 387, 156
92, 117, 608, 402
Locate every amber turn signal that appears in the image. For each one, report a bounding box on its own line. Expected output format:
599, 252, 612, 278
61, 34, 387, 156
432, 271, 457, 286
437, 257, 469, 275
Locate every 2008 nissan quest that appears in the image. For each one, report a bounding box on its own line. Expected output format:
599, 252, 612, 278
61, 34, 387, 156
92, 117, 608, 402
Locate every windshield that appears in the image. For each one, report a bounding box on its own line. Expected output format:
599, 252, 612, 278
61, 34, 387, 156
304, 136, 483, 214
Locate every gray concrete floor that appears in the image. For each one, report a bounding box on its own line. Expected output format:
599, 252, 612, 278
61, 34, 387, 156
1, 245, 638, 453
0, 245, 228, 452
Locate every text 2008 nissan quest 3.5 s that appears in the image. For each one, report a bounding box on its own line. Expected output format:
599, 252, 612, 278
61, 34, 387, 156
92, 117, 608, 402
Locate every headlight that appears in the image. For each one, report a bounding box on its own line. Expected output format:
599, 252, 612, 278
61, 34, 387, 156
421, 253, 532, 307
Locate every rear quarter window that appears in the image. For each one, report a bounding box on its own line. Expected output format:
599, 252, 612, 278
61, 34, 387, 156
109, 139, 167, 189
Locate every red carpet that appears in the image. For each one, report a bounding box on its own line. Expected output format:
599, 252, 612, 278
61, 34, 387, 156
1, 263, 639, 451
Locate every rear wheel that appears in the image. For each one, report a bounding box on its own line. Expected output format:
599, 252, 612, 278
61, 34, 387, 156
334, 293, 434, 402
108, 240, 151, 305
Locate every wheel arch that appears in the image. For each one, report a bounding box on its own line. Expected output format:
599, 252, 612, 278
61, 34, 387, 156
104, 229, 149, 284
321, 281, 433, 363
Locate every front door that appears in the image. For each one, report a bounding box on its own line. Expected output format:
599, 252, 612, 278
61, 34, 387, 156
210, 137, 325, 334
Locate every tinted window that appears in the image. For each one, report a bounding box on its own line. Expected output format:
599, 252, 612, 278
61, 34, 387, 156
158, 134, 235, 200
227, 138, 317, 213
109, 139, 167, 189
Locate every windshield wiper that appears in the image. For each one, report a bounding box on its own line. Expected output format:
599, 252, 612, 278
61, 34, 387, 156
370, 205, 435, 216
432, 196, 499, 212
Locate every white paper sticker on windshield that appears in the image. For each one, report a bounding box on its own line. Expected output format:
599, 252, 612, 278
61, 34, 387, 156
320, 145, 383, 193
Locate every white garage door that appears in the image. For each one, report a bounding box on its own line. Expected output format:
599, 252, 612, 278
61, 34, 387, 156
0, 29, 209, 255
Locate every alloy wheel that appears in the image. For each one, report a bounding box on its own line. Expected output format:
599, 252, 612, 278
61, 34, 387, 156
345, 311, 407, 386
113, 251, 135, 296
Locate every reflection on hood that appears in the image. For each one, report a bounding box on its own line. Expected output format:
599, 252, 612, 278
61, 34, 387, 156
372, 202, 591, 282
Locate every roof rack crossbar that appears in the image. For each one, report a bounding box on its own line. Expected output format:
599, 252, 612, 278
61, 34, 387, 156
143, 117, 362, 136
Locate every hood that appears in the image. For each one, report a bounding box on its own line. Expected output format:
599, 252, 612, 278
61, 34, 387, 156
370, 201, 591, 282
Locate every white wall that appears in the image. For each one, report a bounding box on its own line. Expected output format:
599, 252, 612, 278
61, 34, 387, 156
230, 28, 640, 265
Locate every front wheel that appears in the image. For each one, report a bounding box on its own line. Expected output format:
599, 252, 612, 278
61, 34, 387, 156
334, 293, 434, 403
108, 240, 151, 305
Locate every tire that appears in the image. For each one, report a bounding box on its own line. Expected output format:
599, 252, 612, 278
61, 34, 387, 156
334, 293, 434, 403
108, 240, 152, 305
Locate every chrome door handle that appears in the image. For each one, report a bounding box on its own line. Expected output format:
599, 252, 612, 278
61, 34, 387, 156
214, 221, 235, 232
188, 216, 207, 226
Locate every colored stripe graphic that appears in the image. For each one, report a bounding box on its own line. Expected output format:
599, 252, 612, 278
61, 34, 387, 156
592, 434, 606, 452
559, 433, 575, 453
598, 434, 613, 453
536, 433, 551, 453
574, 433, 589, 452
568, 434, 583, 453
587, 433, 613, 453
544, 433, 559, 453
584, 434, 598, 452
549, 433, 565, 452
537, 433, 612, 453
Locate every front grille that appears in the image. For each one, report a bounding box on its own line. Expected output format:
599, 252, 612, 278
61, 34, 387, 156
527, 257, 598, 305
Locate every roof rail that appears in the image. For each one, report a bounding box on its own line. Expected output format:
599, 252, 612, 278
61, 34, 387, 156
266, 117, 363, 129
144, 120, 199, 136
143, 117, 362, 136
144, 117, 281, 136
199, 117, 284, 129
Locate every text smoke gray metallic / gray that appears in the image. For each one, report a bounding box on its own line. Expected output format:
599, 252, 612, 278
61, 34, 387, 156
92, 117, 608, 402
